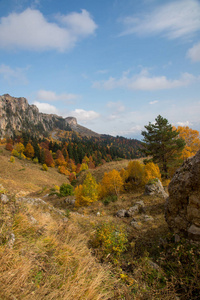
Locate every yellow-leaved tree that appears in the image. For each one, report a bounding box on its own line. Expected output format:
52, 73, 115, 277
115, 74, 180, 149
75, 172, 99, 206
176, 126, 200, 159
15, 142, 25, 154
126, 161, 145, 186
99, 169, 123, 198
144, 162, 161, 183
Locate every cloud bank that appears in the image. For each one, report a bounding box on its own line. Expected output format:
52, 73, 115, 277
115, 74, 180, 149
0, 8, 97, 51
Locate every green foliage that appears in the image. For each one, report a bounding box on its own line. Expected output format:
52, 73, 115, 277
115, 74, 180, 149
60, 183, 74, 197
91, 222, 128, 261
142, 115, 185, 178
102, 195, 117, 206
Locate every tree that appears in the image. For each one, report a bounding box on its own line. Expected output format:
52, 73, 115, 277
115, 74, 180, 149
99, 169, 123, 198
176, 126, 200, 159
75, 172, 98, 206
141, 115, 185, 178
15, 142, 25, 154
24, 143, 34, 158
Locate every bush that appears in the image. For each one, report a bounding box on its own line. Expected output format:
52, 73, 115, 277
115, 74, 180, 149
11, 149, 20, 157
90, 222, 128, 262
42, 164, 48, 171
60, 183, 74, 197
75, 172, 98, 207
33, 157, 39, 164
102, 195, 117, 206
10, 156, 15, 163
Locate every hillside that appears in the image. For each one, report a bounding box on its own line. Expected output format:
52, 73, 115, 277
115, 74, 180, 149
1, 146, 199, 299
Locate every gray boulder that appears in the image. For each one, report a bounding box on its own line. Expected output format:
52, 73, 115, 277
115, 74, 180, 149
145, 179, 168, 199
116, 209, 128, 218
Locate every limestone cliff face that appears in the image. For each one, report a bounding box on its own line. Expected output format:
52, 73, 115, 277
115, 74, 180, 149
0, 94, 100, 138
0, 94, 73, 137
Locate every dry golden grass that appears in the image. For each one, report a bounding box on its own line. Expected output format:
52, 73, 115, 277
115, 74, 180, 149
0, 146, 69, 195
0, 198, 118, 300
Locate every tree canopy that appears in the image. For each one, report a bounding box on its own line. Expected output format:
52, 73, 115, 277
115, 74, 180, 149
141, 115, 185, 178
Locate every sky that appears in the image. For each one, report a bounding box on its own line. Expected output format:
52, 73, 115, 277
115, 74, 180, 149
0, 0, 200, 139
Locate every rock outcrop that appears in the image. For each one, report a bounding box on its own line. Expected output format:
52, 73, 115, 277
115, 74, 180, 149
144, 179, 168, 199
165, 150, 200, 241
0, 94, 100, 138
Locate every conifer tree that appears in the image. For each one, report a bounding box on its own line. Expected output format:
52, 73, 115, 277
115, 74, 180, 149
141, 115, 185, 178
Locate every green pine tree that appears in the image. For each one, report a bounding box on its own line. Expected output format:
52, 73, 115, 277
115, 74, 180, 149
141, 115, 185, 178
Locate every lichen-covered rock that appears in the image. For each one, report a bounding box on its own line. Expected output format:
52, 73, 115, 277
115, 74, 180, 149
165, 150, 200, 241
144, 179, 168, 199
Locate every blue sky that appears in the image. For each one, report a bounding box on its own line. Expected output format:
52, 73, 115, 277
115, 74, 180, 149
0, 0, 200, 139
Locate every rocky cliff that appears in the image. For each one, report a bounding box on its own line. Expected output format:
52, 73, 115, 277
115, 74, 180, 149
165, 150, 200, 241
0, 94, 100, 138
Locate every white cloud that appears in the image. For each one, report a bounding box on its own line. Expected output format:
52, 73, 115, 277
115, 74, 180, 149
37, 90, 79, 102
93, 70, 197, 91
0, 8, 97, 51
71, 109, 100, 122
187, 42, 200, 62
176, 121, 193, 127
0, 64, 28, 84
33, 101, 59, 114
149, 100, 158, 105
121, 0, 200, 39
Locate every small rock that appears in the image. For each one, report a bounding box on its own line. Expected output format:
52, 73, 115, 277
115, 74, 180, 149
130, 219, 142, 229
188, 224, 200, 241
143, 215, 154, 222
174, 234, 180, 243
116, 209, 128, 218
1, 194, 9, 204
127, 205, 139, 217
8, 233, 15, 248
135, 200, 145, 207
64, 198, 76, 205
148, 260, 161, 271
29, 215, 37, 224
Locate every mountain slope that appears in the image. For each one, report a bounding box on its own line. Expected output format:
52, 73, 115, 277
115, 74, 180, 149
0, 94, 100, 138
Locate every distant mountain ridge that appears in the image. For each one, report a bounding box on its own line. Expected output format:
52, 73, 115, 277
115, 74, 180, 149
0, 94, 100, 138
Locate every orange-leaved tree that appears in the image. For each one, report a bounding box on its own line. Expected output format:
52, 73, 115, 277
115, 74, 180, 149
75, 172, 99, 206
99, 169, 123, 198
24, 143, 34, 159
176, 126, 200, 159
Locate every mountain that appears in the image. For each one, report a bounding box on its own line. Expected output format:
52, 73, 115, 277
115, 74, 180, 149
0, 94, 100, 138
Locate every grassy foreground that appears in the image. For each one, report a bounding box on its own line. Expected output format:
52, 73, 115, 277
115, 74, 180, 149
0, 147, 200, 299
